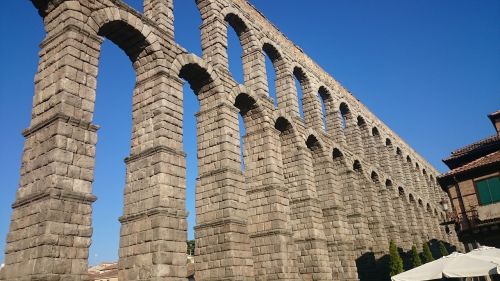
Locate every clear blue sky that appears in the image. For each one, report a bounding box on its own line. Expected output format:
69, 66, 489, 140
0, 0, 498, 266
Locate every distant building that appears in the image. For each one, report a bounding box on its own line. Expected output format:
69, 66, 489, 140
88, 256, 195, 280
88, 262, 118, 281
438, 110, 500, 251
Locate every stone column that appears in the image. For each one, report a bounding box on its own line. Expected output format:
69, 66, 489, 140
379, 142, 392, 176
242, 119, 301, 281
364, 178, 389, 256
118, 74, 187, 281
302, 87, 324, 131
2, 16, 102, 280
276, 72, 300, 116
194, 99, 255, 281
144, 0, 174, 38
415, 204, 429, 246
331, 108, 347, 145
345, 118, 363, 157
310, 145, 358, 281
200, 15, 229, 69
408, 201, 423, 249
242, 48, 268, 98
393, 192, 412, 250
279, 132, 331, 281
348, 170, 374, 253
379, 186, 399, 248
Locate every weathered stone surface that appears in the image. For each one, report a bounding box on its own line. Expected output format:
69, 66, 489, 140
1, 0, 460, 280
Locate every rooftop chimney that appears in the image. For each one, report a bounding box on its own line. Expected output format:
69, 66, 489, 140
488, 110, 500, 136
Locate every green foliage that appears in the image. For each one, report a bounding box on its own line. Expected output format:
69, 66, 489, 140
187, 240, 195, 255
410, 245, 422, 268
421, 242, 434, 263
389, 240, 404, 276
439, 241, 449, 257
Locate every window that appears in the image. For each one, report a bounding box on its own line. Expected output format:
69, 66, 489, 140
476, 176, 500, 205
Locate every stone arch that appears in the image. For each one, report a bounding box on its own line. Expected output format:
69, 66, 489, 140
317, 85, 333, 131
222, 9, 260, 50
409, 193, 416, 204
292, 65, 311, 119
223, 9, 261, 85
385, 138, 393, 147
353, 159, 363, 173
371, 171, 380, 183
339, 101, 352, 128
398, 186, 406, 199
230, 84, 262, 111
305, 133, 327, 157
171, 53, 223, 96
88, 8, 165, 72
275, 116, 295, 133
261, 40, 295, 110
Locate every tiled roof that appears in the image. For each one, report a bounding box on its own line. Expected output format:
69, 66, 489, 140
439, 150, 500, 179
445, 135, 499, 161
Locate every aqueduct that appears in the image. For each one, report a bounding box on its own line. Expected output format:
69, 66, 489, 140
2, 0, 461, 280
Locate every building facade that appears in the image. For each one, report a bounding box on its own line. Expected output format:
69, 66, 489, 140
1, 0, 460, 280
438, 111, 500, 251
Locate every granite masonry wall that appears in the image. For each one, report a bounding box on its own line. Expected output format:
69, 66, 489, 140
1, 0, 461, 280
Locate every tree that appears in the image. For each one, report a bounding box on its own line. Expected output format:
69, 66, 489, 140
389, 240, 404, 276
421, 242, 434, 263
187, 240, 195, 255
439, 241, 449, 257
410, 245, 422, 268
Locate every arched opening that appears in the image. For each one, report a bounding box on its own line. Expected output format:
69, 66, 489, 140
339, 102, 350, 129
357, 116, 370, 157
353, 160, 362, 173
371, 171, 379, 183
225, 13, 248, 84
293, 67, 307, 119
318, 86, 330, 131
263, 43, 282, 108
333, 148, 344, 160
178, 65, 204, 246
178, 62, 256, 279
398, 187, 405, 197
386, 179, 393, 189
89, 29, 136, 266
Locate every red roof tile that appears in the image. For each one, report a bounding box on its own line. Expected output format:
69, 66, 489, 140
440, 150, 500, 178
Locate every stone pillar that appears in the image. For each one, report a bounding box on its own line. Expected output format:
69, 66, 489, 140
302, 87, 324, 131
194, 99, 255, 281
379, 142, 392, 176
118, 74, 187, 281
279, 132, 331, 281
408, 202, 423, 249
200, 15, 229, 69
415, 204, 429, 246
331, 108, 347, 145
310, 145, 358, 281
144, 0, 174, 38
379, 187, 399, 248
345, 118, 363, 157
364, 178, 389, 256
393, 192, 412, 250
2, 14, 102, 280
393, 154, 405, 184
348, 170, 374, 252
242, 120, 301, 280
242, 48, 269, 98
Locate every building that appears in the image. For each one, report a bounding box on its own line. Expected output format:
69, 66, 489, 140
88, 262, 118, 281
438, 110, 500, 251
